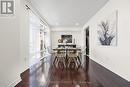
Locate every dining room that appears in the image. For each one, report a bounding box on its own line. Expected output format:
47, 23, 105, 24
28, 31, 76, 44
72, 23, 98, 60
51, 27, 86, 69
26, 27, 90, 87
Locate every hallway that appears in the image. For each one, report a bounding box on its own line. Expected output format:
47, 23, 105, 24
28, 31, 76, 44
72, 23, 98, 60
15, 56, 130, 87
1, 0, 130, 87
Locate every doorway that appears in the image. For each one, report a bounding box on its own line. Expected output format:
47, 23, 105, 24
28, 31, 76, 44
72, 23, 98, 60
86, 26, 89, 55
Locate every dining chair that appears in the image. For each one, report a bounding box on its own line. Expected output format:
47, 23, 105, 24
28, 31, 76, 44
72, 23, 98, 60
54, 51, 66, 70
76, 50, 82, 69
67, 51, 78, 70
67, 49, 82, 70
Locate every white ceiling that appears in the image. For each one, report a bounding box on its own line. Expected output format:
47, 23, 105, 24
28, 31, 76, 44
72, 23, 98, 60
29, 0, 108, 28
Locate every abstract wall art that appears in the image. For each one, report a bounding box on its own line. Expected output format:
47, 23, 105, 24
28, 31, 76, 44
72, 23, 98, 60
61, 35, 72, 43
97, 11, 118, 46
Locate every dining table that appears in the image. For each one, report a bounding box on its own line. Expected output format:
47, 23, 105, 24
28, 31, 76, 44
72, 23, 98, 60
53, 47, 81, 57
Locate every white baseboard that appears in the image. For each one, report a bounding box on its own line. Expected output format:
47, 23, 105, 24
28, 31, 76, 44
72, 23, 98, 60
7, 76, 21, 87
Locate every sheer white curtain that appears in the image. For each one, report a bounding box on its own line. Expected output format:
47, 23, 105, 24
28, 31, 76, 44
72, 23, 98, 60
29, 10, 51, 66
44, 26, 51, 54
29, 10, 42, 66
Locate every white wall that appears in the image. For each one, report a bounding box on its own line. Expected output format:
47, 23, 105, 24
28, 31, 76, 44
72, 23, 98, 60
0, 0, 29, 87
51, 27, 83, 49
83, 0, 130, 81
20, 0, 30, 72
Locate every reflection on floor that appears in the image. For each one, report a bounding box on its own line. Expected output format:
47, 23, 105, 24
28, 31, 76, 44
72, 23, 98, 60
48, 69, 90, 87
15, 56, 130, 87
29, 55, 91, 87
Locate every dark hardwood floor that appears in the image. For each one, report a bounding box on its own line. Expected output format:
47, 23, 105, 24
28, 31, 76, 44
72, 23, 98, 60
15, 55, 130, 87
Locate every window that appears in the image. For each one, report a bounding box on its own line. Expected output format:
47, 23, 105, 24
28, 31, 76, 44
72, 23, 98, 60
29, 10, 51, 66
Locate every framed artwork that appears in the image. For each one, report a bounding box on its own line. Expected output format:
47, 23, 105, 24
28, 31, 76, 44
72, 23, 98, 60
61, 35, 72, 43
97, 11, 118, 46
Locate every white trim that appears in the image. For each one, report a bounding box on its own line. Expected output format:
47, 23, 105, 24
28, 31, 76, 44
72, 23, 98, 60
7, 77, 21, 87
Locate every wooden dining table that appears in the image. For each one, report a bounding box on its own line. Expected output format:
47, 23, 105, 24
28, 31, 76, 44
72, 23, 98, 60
53, 47, 81, 58
53, 47, 81, 51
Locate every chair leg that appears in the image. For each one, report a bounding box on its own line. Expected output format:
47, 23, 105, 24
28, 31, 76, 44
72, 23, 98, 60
77, 56, 81, 70
68, 58, 76, 70
53, 56, 58, 68
65, 57, 68, 69
74, 57, 79, 70
58, 61, 64, 70
63, 57, 66, 69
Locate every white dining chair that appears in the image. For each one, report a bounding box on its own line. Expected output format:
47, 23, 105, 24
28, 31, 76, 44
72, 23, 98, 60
54, 51, 66, 70
67, 51, 78, 70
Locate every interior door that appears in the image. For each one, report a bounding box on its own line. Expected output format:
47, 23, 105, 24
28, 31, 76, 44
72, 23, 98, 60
86, 26, 89, 55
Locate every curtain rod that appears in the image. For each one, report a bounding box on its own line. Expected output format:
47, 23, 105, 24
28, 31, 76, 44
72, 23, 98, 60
25, 4, 49, 27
